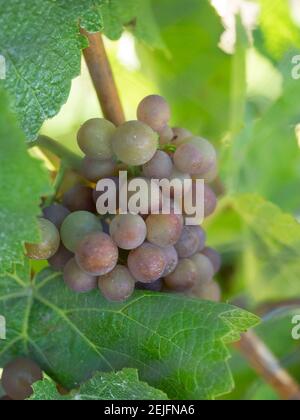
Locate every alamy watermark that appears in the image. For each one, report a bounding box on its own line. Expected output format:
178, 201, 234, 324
0, 315, 6, 340
292, 315, 300, 340
0, 55, 6, 80
292, 55, 300, 80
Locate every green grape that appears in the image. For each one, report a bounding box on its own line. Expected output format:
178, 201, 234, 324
48, 243, 73, 271
1, 358, 43, 400
202, 247, 221, 274
128, 242, 167, 283
146, 214, 183, 248
77, 118, 115, 159
62, 184, 96, 213
111, 121, 158, 166
98, 265, 135, 302
60, 211, 103, 252
75, 232, 118, 276
142, 150, 173, 179
164, 259, 197, 291
26, 218, 60, 260
109, 214, 147, 250
81, 157, 117, 182
174, 137, 217, 175
64, 258, 97, 293
43, 203, 70, 229
190, 253, 214, 285
137, 95, 171, 132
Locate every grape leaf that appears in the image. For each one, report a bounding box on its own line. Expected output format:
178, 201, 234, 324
0, 263, 258, 400
30, 369, 168, 400
0, 0, 162, 141
0, 87, 51, 273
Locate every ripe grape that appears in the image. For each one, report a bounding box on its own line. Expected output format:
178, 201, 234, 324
164, 259, 197, 291
142, 150, 173, 179
98, 265, 135, 302
128, 242, 167, 283
174, 137, 217, 175
175, 226, 206, 258
159, 125, 174, 145
81, 157, 117, 182
172, 127, 192, 146
76, 232, 118, 276
193, 162, 218, 184
1, 358, 43, 400
48, 244, 73, 271
111, 121, 158, 166
190, 253, 214, 285
109, 214, 147, 250
77, 118, 115, 159
26, 218, 60, 260
190, 280, 221, 302
62, 184, 95, 213
162, 246, 179, 276
136, 278, 163, 292
167, 167, 192, 200
146, 214, 183, 248
61, 211, 103, 252
204, 185, 217, 218
202, 247, 221, 274
43, 203, 70, 229
137, 95, 171, 132
64, 258, 97, 293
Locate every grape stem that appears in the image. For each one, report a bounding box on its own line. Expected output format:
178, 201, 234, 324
43, 163, 67, 206
235, 331, 300, 400
80, 29, 126, 126
32, 135, 82, 172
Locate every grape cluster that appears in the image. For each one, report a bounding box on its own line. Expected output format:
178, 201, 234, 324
26, 95, 221, 303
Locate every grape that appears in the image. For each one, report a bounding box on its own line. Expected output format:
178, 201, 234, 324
146, 214, 183, 248
175, 226, 206, 258
142, 150, 173, 179
167, 167, 192, 200
128, 242, 167, 283
174, 137, 217, 175
43, 203, 70, 229
121, 177, 162, 215
93, 177, 119, 203
202, 247, 221, 274
26, 218, 60, 260
61, 211, 103, 252
77, 118, 115, 159
1, 358, 43, 400
137, 95, 171, 132
64, 258, 97, 293
172, 127, 192, 146
162, 246, 179, 276
62, 184, 95, 213
190, 253, 214, 285
159, 125, 174, 146
81, 157, 117, 182
193, 161, 218, 184
190, 280, 221, 302
48, 244, 73, 271
98, 265, 135, 302
76, 232, 118, 276
136, 278, 163, 292
204, 185, 217, 218
164, 259, 197, 291
111, 121, 158, 166
109, 214, 147, 250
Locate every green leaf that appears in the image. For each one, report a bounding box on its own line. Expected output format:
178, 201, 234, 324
0, 87, 51, 273
0, 0, 162, 141
0, 264, 258, 400
30, 368, 168, 400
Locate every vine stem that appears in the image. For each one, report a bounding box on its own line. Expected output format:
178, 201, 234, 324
80, 29, 126, 126
235, 331, 300, 400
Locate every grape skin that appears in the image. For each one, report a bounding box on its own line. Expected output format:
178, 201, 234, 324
43, 203, 70, 229
128, 242, 167, 283
1, 358, 43, 400
77, 118, 115, 159
111, 121, 158, 166
164, 259, 197, 292
60, 211, 103, 252
137, 95, 171, 132
98, 265, 135, 302
136, 278, 163, 292
142, 150, 173, 179
159, 125, 174, 146
109, 214, 147, 250
202, 247, 221, 274
48, 243, 73, 271
172, 127, 192, 146
81, 157, 117, 182
193, 161, 218, 184
162, 246, 179, 276
121, 177, 162, 215
146, 214, 183, 248
64, 258, 97, 293
204, 185, 217, 218
63, 184, 96, 213
26, 218, 60, 260
76, 232, 118, 276
175, 226, 205, 258
189, 280, 221, 302
190, 253, 214, 285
